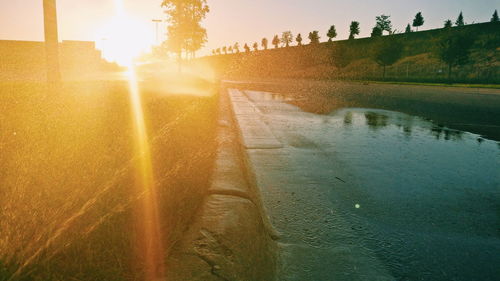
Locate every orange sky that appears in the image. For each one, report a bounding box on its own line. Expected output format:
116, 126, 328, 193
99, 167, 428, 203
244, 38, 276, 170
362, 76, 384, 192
0, 0, 498, 57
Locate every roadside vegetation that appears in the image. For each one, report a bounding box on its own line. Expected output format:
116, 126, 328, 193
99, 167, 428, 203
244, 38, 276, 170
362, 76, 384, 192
208, 10, 500, 84
0, 0, 218, 279
0, 79, 218, 281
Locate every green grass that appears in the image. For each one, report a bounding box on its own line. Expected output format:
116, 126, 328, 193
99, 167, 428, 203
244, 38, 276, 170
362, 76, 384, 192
0, 80, 218, 281
352, 80, 500, 89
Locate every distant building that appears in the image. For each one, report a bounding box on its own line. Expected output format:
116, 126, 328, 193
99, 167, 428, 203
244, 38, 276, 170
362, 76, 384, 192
0, 40, 118, 81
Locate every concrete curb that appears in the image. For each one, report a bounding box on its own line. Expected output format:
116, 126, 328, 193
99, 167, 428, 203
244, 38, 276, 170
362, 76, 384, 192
225, 89, 282, 241
166, 88, 278, 281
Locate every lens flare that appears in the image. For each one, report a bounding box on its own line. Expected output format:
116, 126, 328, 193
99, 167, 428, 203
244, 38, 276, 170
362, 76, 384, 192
126, 64, 166, 281
98, 0, 165, 279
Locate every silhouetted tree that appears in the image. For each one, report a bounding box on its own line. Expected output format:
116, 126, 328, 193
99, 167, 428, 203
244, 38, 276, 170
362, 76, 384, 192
405, 24, 412, 33
371, 26, 383, 37
349, 21, 360, 39
296, 33, 303, 46
376, 14, 393, 34
162, 0, 209, 62
253, 42, 258, 51
456, 12, 465, 26
491, 10, 499, 22
374, 40, 404, 79
308, 31, 320, 44
412, 12, 424, 31
272, 35, 280, 48
281, 31, 293, 47
244, 43, 250, 53
234, 42, 240, 53
216, 48, 221, 55
211, 50, 216, 55
222, 46, 227, 54
437, 31, 474, 81
228, 46, 233, 53
327, 25, 337, 42
444, 19, 453, 28
261, 38, 268, 50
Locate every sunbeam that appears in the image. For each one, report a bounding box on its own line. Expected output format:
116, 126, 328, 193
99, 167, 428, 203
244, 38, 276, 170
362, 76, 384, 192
99, 0, 166, 279
126, 64, 166, 281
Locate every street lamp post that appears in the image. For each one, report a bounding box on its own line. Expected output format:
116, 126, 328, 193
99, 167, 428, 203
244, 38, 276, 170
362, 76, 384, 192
43, 0, 61, 83
152, 19, 163, 45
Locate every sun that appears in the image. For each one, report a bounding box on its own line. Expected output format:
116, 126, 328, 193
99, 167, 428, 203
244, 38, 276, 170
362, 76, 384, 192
95, 1, 154, 66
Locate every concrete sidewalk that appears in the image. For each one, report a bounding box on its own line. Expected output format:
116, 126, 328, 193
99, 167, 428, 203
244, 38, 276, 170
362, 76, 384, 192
166, 89, 277, 281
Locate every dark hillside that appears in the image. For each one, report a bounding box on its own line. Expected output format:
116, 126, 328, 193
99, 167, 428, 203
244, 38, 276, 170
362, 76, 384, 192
201, 22, 500, 84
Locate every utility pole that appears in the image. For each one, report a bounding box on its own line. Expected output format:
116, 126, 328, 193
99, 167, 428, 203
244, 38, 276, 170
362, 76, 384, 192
43, 0, 61, 83
152, 19, 163, 45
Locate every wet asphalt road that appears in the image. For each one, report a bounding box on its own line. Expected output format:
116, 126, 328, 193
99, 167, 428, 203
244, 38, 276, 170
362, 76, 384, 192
235, 90, 500, 281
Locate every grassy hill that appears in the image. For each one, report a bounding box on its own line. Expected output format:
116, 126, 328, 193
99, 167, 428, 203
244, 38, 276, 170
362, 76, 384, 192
201, 21, 500, 84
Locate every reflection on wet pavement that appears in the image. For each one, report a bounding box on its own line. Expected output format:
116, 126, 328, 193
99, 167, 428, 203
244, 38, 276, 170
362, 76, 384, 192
241, 90, 500, 281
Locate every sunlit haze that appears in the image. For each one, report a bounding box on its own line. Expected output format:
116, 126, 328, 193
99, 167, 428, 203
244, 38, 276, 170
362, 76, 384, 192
1, 0, 499, 280
95, 0, 154, 64
0, 0, 498, 57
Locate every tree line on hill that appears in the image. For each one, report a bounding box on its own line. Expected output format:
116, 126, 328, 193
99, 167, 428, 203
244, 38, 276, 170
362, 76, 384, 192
210, 10, 499, 81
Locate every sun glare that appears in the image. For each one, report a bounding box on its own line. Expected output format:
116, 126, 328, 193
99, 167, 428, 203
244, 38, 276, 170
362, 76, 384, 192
97, 1, 166, 280
96, 0, 153, 66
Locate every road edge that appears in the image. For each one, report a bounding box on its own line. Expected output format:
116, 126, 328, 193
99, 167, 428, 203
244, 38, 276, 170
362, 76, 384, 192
165, 87, 278, 281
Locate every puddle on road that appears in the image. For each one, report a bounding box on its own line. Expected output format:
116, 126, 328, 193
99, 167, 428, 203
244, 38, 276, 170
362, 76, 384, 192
244, 90, 500, 281
319, 108, 499, 280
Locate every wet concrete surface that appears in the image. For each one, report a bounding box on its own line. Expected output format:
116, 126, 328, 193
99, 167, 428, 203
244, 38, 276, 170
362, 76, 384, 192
226, 79, 500, 141
231, 89, 500, 281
